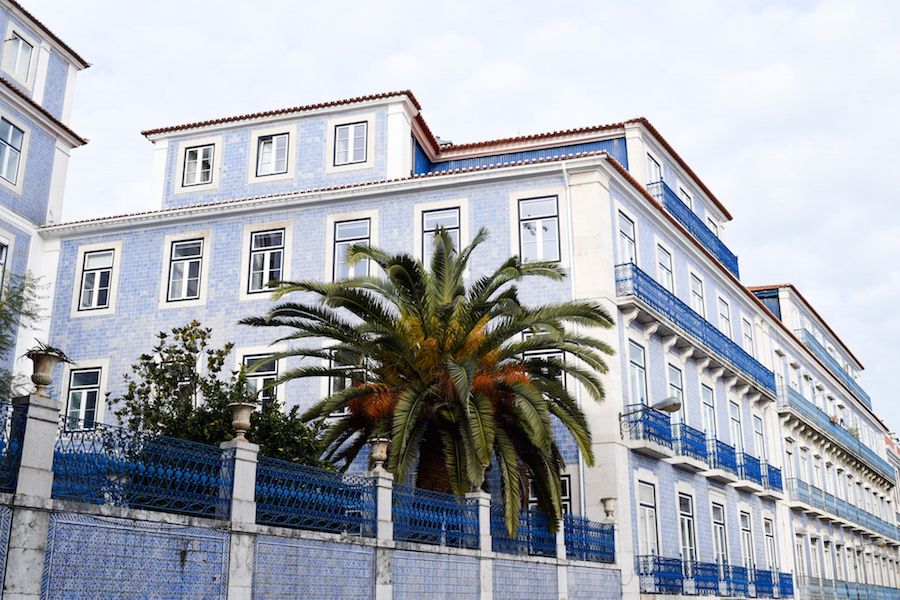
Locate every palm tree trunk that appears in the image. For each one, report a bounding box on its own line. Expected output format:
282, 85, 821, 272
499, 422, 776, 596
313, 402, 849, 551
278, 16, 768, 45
415, 428, 450, 493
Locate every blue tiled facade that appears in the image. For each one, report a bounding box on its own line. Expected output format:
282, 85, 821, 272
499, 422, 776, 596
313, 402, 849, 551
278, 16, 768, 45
567, 565, 621, 600
393, 550, 480, 600
492, 560, 558, 600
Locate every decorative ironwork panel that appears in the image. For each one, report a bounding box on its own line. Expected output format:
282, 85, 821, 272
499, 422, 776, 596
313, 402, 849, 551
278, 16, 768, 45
623, 403, 673, 448
615, 263, 775, 393
490, 505, 556, 558
707, 439, 738, 475
728, 565, 750, 597
51, 420, 233, 519
0, 400, 25, 493
392, 483, 479, 549
798, 329, 870, 408
673, 423, 708, 463
688, 561, 721, 596
738, 453, 763, 485
647, 180, 740, 277
755, 569, 775, 598
778, 572, 794, 598
564, 514, 615, 563
636, 555, 684, 594
764, 464, 783, 491
255, 456, 376, 536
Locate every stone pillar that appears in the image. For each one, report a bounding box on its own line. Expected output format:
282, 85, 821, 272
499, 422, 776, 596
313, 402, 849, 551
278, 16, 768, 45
4, 393, 62, 600
556, 525, 569, 600
372, 468, 394, 600
220, 439, 259, 600
466, 491, 493, 600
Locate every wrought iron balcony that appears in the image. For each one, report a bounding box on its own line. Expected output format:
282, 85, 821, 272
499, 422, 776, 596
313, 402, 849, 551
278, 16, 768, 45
672, 423, 708, 463
564, 513, 615, 563
794, 577, 900, 600
707, 439, 739, 476
763, 463, 783, 492
623, 403, 673, 449
797, 329, 871, 409
615, 263, 776, 394
738, 453, 764, 486
490, 505, 556, 558
785, 478, 900, 542
637, 556, 793, 597
778, 385, 894, 482
647, 181, 740, 278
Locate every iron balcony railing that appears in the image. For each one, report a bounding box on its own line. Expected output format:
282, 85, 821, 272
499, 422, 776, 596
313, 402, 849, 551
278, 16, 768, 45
764, 463, 783, 492
392, 482, 479, 549
647, 180, 741, 278
738, 453, 764, 486
637, 555, 793, 597
794, 577, 900, 600
778, 385, 894, 482
624, 403, 673, 448
490, 505, 556, 558
564, 513, 615, 564
615, 263, 776, 394
785, 478, 899, 541
0, 400, 25, 493
707, 438, 739, 476
672, 423, 708, 463
797, 329, 871, 409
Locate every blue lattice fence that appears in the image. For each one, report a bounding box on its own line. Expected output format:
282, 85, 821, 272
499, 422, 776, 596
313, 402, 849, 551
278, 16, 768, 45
255, 456, 376, 536
754, 569, 775, 598
778, 572, 794, 597
392, 482, 479, 549
636, 555, 683, 594
0, 400, 25, 493
51, 420, 233, 519
564, 514, 614, 563
491, 505, 556, 557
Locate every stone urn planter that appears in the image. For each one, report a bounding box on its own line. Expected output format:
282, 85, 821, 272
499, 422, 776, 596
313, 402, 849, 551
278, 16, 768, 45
369, 437, 390, 470
25, 342, 71, 397
227, 398, 257, 442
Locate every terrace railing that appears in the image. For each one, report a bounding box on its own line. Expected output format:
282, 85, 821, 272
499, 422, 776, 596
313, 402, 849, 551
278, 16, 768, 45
51, 419, 233, 519
639, 556, 793, 598
755, 569, 776, 598
647, 180, 740, 277
615, 263, 775, 394
797, 329, 871, 408
672, 423, 708, 463
491, 505, 556, 558
624, 403, 673, 448
255, 456, 376, 537
707, 439, 739, 476
0, 400, 25, 493
392, 482, 479, 549
637, 555, 684, 594
564, 513, 615, 563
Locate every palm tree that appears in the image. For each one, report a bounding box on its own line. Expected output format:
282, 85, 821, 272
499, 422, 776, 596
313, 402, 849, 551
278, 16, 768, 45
241, 228, 614, 532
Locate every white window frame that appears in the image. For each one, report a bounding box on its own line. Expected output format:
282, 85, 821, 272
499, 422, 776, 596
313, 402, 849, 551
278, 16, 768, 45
707, 216, 720, 238
530, 473, 572, 514
60, 358, 109, 430
247, 124, 297, 183
0, 114, 28, 194
518, 196, 561, 263
646, 152, 663, 184
1, 24, 38, 89
70, 241, 123, 318
678, 492, 698, 563
764, 517, 778, 570
637, 478, 660, 556
742, 317, 755, 356
678, 185, 693, 210
655, 241, 674, 292
688, 269, 706, 318
717, 295, 732, 338
158, 231, 211, 309
701, 383, 717, 439
414, 198, 468, 263
628, 339, 649, 405
321, 346, 366, 418
239, 221, 293, 302
325, 210, 378, 281
325, 113, 376, 173
729, 400, 744, 452
509, 187, 568, 268
740, 511, 755, 570
668, 363, 685, 424
711, 499, 729, 566
173, 136, 222, 194
234, 344, 287, 406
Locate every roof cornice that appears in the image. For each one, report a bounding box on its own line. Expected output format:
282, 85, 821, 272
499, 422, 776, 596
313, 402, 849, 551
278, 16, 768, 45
0, 76, 87, 146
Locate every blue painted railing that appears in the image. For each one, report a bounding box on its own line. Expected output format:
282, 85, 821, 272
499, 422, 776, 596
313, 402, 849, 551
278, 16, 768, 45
785, 478, 899, 541
672, 423, 708, 463
564, 513, 615, 563
639, 557, 793, 597
687, 561, 721, 595
754, 569, 775, 598
764, 463, 783, 492
52, 420, 233, 519
647, 181, 740, 278
727, 565, 750, 597
779, 572, 794, 598
798, 329, 871, 408
707, 439, 739, 475
392, 483, 479, 549
624, 403, 673, 448
615, 263, 776, 394
255, 456, 376, 536
490, 505, 556, 557
637, 555, 684, 594
779, 386, 894, 482
738, 453, 763, 486
0, 401, 25, 493
794, 578, 900, 600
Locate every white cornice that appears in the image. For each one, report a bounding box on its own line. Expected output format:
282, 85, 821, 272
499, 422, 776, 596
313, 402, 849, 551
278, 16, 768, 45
1, 0, 89, 70
0, 203, 38, 234
0, 86, 84, 148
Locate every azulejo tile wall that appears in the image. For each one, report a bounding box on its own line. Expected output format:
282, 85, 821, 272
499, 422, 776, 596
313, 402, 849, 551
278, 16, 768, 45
0, 506, 10, 588
493, 559, 558, 600
393, 549, 480, 600
568, 565, 622, 600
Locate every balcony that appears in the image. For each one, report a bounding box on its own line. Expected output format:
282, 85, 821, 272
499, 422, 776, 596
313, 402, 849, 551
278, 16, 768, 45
704, 439, 740, 483
784, 478, 900, 542
777, 386, 894, 483
760, 463, 784, 500
736, 453, 765, 493
797, 329, 871, 409
647, 181, 741, 278
794, 577, 900, 600
615, 263, 776, 395
637, 555, 793, 597
622, 403, 674, 459
669, 423, 708, 471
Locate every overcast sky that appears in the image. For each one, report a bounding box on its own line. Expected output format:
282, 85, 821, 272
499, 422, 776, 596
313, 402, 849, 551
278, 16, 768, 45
31, 0, 900, 432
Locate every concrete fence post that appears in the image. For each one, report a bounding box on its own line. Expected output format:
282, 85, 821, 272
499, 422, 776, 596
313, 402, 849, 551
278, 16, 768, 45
372, 467, 394, 600
466, 491, 493, 600
3, 391, 62, 600
220, 438, 259, 600
556, 522, 569, 600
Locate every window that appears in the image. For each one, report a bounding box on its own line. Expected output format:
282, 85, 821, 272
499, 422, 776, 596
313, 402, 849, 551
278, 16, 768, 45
327, 349, 365, 417
656, 245, 673, 292
678, 186, 693, 209
740, 511, 754, 570
334, 122, 367, 166
524, 349, 565, 390
66, 368, 101, 430
0, 118, 24, 185
742, 318, 755, 356
668, 365, 684, 424
2, 32, 32, 81
167, 239, 203, 302
799, 448, 810, 482
717, 298, 732, 337
729, 401, 743, 452
333, 219, 370, 280
422, 207, 460, 263
678, 494, 697, 564
617, 212, 636, 264
764, 518, 778, 570
638, 481, 659, 555
712, 502, 729, 565
707, 216, 719, 238
78, 249, 114, 310
248, 229, 284, 293
809, 538, 821, 578
256, 133, 289, 176
753, 415, 766, 461
794, 536, 807, 578
530, 474, 571, 514
689, 274, 705, 317
518, 197, 560, 262
243, 354, 278, 403
835, 545, 845, 580
628, 341, 648, 405
701, 384, 717, 438
647, 154, 662, 183
183, 144, 214, 186
0, 241, 7, 287
784, 439, 794, 480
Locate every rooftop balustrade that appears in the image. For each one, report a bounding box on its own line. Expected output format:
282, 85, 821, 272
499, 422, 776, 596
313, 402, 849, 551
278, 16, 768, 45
647, 180, 741, 278
615, 263, 776, 394
797, 329, 871, 409
785, 478, 899, 542
637, 555, 792, 597
778, 385, 894, 482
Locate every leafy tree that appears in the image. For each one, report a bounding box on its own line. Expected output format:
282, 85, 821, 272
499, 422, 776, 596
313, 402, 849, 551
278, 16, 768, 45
242, 229, 614, 532
112, 321, 328, 466
0, 272, 43, 398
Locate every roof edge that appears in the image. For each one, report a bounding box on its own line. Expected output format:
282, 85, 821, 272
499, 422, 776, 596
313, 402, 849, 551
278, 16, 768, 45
0, 76, 87, 146
4, 0, 89, 68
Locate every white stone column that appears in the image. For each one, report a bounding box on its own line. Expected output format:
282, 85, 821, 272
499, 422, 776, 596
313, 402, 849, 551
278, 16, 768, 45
4, 393, 62, 600
220, 439, 259, 600
373, 468, 394, 600
466, 491, 493, 600
556, 525, 569, 600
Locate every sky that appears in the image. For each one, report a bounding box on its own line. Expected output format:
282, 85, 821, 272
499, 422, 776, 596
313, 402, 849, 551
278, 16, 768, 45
30, 0, 900, 431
